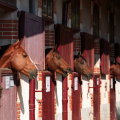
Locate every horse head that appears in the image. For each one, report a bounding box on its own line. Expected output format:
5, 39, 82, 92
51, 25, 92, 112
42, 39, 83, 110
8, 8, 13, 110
74, 52, 93, 80
110, 61, 120, 79
45, 46, 72, 77
0, 40, 38, 80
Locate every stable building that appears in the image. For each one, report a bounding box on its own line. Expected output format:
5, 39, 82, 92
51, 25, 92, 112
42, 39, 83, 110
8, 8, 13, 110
0, 0, 120, 120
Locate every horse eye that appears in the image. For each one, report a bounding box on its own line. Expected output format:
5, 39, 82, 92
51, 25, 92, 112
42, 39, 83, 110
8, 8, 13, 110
80, 61, 84, 64
57, 56, 60, 59
23, 54, 27, 58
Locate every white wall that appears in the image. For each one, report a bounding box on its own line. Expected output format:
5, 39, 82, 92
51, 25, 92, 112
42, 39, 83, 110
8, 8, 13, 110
115, 78, 120, 119
56, 0, 63, 24
17, 0, 29, 12
17, 74, 29, 120
81, 76, 91, 120
0, 0, 30, 20
55, 73, 63, 120
100, 74, 110, 120
82, 0, 91, 34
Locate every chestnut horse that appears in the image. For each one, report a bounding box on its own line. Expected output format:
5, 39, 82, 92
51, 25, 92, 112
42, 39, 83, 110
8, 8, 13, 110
45, 46, 72, 77
110, 61, 120, 79
74, 52, 93, 80
0, 40, 38, 79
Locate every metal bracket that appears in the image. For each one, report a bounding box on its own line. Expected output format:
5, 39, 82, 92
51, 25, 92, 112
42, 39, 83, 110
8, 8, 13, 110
35, 86, 46, 92
88, 82, 101, 93
105, 82, 107, 91
0, 86, 3, 97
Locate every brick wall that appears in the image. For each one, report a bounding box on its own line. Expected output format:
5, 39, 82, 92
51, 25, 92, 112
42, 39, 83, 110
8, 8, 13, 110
80, 95, 82, 109
37, 71, 42, 118
74, 38, 81, 52
110, 46, 115, 58
38, 99, 42, 118
38, 71, 42, 81
0, 20, 18, 40
94, 41, 100, 55
94, 68, 100, 73
45, 30, 55, 47
69, 95, 72, 110
17, 102, 21, 120
53, 0, 56, 14
54, 96, 57, 114
38, 0, 42, 8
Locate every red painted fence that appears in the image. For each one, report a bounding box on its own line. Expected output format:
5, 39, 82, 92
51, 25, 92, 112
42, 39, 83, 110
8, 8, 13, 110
100, 38, 109, 74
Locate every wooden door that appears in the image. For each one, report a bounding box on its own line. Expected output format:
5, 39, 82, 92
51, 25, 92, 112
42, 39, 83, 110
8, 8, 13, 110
110, 76, 115, 120
0, 70, 17, 120
93, 75, 100, 120
100, 38, 109, 74
55, 24, 73, 120
55, 24, 73, 70
19, 11, 45, 71
81, 32, 94, 72
72, 73, 81, 120
42, 72, 54, 120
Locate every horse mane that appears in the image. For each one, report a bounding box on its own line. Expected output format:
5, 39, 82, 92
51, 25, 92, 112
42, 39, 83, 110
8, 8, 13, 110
74, 55, 78, 59
74, 55, 87, 62
0, 45, 10, 59
45, 48, 60, 57
110, 61, 120, 65
110, 61, 115, 65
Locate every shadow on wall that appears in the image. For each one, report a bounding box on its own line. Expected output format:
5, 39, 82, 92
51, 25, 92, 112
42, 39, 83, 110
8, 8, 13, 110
116, 107, 120, 120
55, 73, 62, 106
116, 78, 120, 83
18, 82, 25, 114
17, 74, 30, 114
101, 74, 106, 80
82, 75, 90, 81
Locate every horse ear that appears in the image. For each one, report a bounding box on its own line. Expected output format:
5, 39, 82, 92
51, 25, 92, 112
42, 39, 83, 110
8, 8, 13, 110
52, 45, 57, 51
14, 40, 21, 49
49, 45, 57, 54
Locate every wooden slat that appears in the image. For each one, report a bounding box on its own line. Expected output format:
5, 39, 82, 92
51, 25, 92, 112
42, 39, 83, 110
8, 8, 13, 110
81, 32, 94, 72
100, 38, 109, 74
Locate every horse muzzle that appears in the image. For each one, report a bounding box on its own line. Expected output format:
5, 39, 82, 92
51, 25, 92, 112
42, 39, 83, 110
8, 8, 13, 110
29, 69, 38, 80
63, 67, 72, 77
64, 67, 72, 74
87, 73, 93, 80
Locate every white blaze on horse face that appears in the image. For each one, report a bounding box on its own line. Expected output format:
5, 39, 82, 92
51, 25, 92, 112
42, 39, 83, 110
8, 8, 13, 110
29, 57, 38, 70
